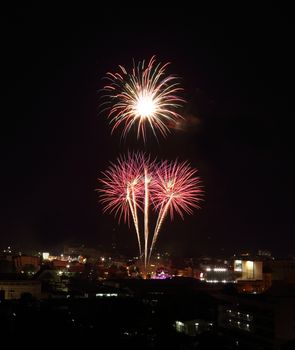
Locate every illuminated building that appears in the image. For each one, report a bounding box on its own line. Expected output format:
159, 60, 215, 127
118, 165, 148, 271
201, 265, 236, 283
217, 284, 295, 349
234, 260, 263, 280
13, 255, 40, 273
0, 276, 41, 300
42, 252, 49, 260
175, 319, 213, 336
51, 259, 69, 268
234, 260, 264, 293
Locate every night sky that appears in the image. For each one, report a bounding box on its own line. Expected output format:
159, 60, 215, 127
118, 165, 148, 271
0, 7, 293, 256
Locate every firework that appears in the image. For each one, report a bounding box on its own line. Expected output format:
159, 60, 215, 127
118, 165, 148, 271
98, 152, 147, 257
102, 56, 185, 141
148, 160, 203, 262
98, 154, 202, 270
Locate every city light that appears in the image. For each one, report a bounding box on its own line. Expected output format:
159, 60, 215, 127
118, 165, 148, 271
42, 252, 49, 260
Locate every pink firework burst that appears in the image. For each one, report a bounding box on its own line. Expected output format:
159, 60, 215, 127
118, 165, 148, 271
152, 160, 203, 220
98, 152, 144, 223
101, 56, 185, 141
148, 160, 203, 262
97, 154, 203, 267
98, 152, 156, 258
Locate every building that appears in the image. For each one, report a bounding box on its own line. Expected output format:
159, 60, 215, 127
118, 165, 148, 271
51, 259, 69, 268
264, 259, 295, 284
233, 259, 269, 293
201, 265, 236, 284
216, 283, 295, 349
0, 275, 41, 300
234, 260, 263, 280
175, 319, 213, 336
13, 255, 40, 273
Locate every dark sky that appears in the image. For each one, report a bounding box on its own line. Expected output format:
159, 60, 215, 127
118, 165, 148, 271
0, 7, 293, 256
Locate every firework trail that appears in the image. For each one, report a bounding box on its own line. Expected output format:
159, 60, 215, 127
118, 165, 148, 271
102, 56, 185, 141
98, 154, 202, 269
98, 56, 203, 273
144, 167, 150, 269
148, 160, 203, 263
98, 152, 145, 257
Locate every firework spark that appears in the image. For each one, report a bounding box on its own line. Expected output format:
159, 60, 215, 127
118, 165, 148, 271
102, 56, 185, 141
148, 160, 203, 262
98, 152, 147, 257
98, 154, 202, 270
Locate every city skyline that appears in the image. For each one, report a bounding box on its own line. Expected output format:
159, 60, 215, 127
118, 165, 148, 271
0, 9, 293, 256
